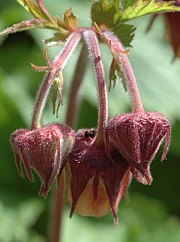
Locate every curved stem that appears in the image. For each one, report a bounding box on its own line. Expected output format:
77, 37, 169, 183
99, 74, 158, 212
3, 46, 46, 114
31, 69, 56, 129
31, 31, 82, 129
66, 44, 88, 126
104, 31, 144, 113
53, 31, 82, 70
83, 30, 108, 147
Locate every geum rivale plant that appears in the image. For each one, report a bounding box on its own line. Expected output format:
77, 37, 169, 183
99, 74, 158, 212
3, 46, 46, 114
1, 0, 180, 241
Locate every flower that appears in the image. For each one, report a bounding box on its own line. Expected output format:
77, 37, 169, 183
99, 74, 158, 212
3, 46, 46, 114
10, 123, 75, 197
64, 128, 131, 223
105, 112, 171, 185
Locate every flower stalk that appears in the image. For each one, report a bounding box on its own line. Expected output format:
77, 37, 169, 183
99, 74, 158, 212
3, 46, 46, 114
83, 29, 108, 147
31, 31, 82, 129
104, 31, 144, 113
50, 177, 65, 242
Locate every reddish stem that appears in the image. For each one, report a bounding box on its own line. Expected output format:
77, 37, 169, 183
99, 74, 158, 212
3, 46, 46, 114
31, 69, 56, 129
31, 31, 82, 129
50, 177, 65, 242
104, 31, 144, 113
83, 29, 108, 147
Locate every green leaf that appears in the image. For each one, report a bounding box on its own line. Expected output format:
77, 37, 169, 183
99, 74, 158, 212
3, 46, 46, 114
62, 194, 180, 242
43, 32, 69, 47
64, 8, 79, 30
121, 0, 180, 22
91, 0, 122, 28
113, 23, 136, 47
91, 1, 136, 47
17, 0, 45, 19
17, 0, 56, 24
0, 19, 47, 36
123, 0, 135, 9
0, 199, 45, 242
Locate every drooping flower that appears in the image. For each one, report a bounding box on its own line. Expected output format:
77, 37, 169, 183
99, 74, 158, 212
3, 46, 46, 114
105, 112, 171, 185
64, 128, 131, 223
10, 123, 75, 197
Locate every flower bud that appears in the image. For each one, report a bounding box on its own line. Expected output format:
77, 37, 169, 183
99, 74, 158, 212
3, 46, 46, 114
10, 124, 75, 197
105, 112, 171, 184
66, 129, 130, 223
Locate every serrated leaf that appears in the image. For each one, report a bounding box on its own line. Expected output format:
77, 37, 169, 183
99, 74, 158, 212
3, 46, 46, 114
56, 16, 67, 29
17, 0, 32, 12
4, 1, 76, 42
91, 0, 122, 28
17, 0, 44, 19
114, 23, 136, 47
0, 19, 47, 36
64, 8, 78, 30
17, 0, 56, 24
121, 0, 180, 22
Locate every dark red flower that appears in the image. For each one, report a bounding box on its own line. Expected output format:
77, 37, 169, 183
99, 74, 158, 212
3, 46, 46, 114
65, 129, 131, 223
105, 112, 171, 185
10, 123, 75, 197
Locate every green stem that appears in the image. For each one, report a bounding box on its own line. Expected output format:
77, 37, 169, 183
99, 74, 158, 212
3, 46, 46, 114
83, 29, 108, 147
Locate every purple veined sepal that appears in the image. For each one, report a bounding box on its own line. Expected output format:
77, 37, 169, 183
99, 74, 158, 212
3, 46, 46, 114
64, 128, 131, 224
105, 112, 171, 185
10, 123, 75, 197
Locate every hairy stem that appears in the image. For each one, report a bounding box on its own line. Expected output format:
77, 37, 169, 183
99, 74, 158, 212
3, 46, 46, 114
31, 70, 56, 129
83, 29, 108, 147
31, 31, 82, 129
66, 44, 88, 126
104, 31, 144, 113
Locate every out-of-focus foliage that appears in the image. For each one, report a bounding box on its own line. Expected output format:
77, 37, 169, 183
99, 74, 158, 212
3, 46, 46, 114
0, 0, 180, 241
0, 199, 45, 242
62, 194, 180, 242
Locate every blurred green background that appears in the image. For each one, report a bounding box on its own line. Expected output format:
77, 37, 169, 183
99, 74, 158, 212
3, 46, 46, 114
0, 1, 180, 242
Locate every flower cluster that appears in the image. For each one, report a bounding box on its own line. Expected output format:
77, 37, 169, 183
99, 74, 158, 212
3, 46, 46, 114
5, 1, 171, 223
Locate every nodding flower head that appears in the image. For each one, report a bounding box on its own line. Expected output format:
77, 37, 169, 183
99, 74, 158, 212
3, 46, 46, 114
65, 128, 131, 223
10, 124, 75, 197
105, 112, 171, 185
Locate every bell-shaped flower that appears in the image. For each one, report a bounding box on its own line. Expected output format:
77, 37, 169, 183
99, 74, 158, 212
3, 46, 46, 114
65, 129, 131, 223
10, 123, 75, 197
105, 112, 171, 184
